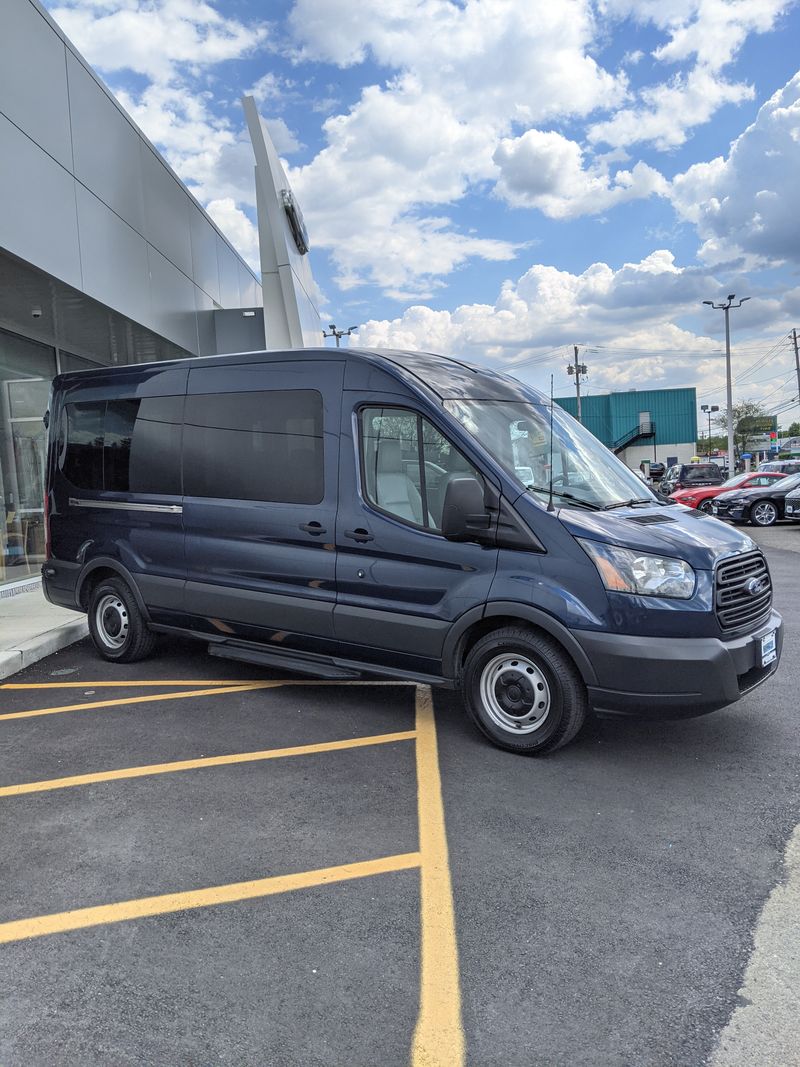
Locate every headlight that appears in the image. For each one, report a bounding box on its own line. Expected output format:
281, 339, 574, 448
578, 539, 696, 599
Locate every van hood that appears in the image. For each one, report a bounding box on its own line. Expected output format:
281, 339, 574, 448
556, 502, 756, 569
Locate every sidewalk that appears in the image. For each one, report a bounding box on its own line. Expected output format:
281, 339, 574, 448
0, 582, 88, 680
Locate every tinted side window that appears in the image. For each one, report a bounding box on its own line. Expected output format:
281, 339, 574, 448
127, 397, 183, 494
183, 390, 323, 503
61, 397, 182, 494
62, 402, 104, 489
360, 407, 481, 530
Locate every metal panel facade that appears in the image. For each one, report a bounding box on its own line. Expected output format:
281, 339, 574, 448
556, 388, 697, 447
67, 51, 146, 235
0, 113, 82, 290
0, 0, 261, 356
0, 0, 72, 169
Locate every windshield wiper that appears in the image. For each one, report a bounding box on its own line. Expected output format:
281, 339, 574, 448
602, 497, 655, 510
526, 486, 602, 510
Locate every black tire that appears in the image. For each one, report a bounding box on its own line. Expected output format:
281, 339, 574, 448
462, 626, 587, 755
749, 500, 778, 527
698, 499, 714, 513
88, 576, 157, 662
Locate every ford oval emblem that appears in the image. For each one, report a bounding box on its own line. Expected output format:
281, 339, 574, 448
747, 576, 768, 596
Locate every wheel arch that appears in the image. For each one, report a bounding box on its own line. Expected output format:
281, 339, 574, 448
76, 557, 152, 621
443, 602, 598, 687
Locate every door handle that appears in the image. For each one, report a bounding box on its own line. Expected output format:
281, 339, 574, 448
299, 521, 326, 535
345, 528, 374, 543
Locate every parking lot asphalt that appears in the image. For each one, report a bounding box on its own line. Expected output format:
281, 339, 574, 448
1, 527, 799, 1066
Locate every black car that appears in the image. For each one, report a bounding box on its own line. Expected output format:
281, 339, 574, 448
660, 462, 724, 495
712, 471, 800, 526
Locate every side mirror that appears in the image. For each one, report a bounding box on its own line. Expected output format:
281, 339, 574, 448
441, 477, 492, 542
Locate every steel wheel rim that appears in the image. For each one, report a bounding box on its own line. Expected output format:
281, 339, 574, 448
479, 653, 551, 734
753, 502, 776, 525
95, 594, 129, 649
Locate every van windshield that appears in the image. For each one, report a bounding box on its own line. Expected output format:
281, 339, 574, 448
444, 399, 658, 509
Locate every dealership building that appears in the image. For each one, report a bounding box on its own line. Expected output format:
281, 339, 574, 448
0, 0, 321, 593
555, 387, 699, 470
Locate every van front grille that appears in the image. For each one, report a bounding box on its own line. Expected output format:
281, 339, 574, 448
715, 551, 772, 633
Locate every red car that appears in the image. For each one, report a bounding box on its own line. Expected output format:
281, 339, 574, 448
670, 471, 786, 512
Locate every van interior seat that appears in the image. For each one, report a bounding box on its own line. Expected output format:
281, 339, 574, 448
375, 438, 423, 524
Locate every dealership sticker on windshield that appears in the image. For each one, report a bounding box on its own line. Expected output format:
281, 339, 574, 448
761, 630, 777, 667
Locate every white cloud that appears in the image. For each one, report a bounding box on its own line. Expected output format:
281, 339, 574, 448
50, 0, 268, 83
588, 67, 754, 150
590, 0, 791, 149
493, 129, 667, 216
670, 73, 800, 266
281, 0, 630, 293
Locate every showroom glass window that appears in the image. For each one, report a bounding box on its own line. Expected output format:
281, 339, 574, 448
0, 329, 57, 585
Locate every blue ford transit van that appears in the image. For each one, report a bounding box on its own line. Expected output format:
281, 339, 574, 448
42, 348, 782, 755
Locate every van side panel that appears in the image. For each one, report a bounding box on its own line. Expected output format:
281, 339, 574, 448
181, 360, 344, 649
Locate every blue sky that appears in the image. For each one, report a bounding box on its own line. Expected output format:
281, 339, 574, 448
45, 0, 800, 426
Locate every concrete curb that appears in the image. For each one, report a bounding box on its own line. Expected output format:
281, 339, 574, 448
0, 617, 89, 681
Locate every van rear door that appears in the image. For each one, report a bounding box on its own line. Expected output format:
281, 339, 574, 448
182, 360, 344, 650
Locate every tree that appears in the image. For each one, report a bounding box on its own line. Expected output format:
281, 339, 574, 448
785, 421, 800, 438
714, 400, 768, 458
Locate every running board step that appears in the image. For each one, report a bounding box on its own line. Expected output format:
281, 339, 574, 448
208, 643, 362, 680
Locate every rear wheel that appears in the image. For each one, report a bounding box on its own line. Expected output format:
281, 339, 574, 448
462, 627, 587, 755
88, 577, 157, 662
750, 500, 778, 527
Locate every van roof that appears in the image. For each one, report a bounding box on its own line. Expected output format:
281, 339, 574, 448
54, 346, 546, 404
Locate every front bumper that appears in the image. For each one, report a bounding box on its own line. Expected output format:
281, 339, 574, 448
712, 501, 748, 522
574, 609, 783, 717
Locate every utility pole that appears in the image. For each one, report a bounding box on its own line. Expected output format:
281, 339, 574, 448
793, 328, 800, 421
702, 294, 750, 473
323, 323, 357, 348
567, 346, 588, 424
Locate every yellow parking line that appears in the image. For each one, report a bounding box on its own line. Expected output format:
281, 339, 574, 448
2, 679, 412, 690
1, 680, 278, 689
0, 852, 422, 944
411, 686, 465, 1067
0, 682, 279, 722
0, 730, 417, 797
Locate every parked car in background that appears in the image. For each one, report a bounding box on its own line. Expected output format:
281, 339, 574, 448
670, 471, 786, 513
712, 472, 800, 526
784, 485, 800, 521
757, 460, 800, 475
647, 461, 666, 481
660, 462, 724, 496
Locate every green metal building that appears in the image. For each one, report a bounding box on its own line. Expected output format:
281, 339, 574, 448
555, 387, 698, 468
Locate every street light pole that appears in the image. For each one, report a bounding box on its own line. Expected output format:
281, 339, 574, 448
323, 323, 357, 348
702, 294, 750, 472
700, 403, 719, 459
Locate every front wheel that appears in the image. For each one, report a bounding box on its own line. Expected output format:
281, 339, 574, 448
698, 499, 714, 513
750, 500, 778, 527
462, 627, 587, 755
88, 576, 157, 662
